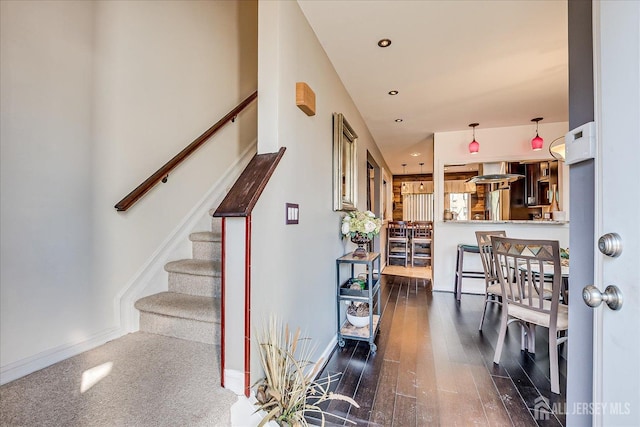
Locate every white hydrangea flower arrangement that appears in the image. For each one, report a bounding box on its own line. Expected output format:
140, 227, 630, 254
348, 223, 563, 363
341, 210, 382, 239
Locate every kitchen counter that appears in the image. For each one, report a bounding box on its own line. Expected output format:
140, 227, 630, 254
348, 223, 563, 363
432, 219, 570, 295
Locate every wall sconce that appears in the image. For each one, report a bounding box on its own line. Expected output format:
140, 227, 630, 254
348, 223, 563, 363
296, 82, 316, 116
531, 117, 544, 151
468, 123, 479, 154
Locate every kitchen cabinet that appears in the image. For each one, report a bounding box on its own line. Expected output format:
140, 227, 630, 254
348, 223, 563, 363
536, 161, 558, 206
524, 161, 558, 207
336, 252, 381, 352
506, 161, 560, 220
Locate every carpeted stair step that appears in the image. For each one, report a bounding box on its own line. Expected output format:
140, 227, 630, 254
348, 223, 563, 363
165, 259, 221, 297
135, 292, 219, 344
190, 231, 221, 260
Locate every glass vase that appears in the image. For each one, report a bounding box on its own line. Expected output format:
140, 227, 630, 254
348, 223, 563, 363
350, 233, 371, 258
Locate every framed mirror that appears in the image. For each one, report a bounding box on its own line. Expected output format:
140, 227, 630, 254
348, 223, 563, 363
333, 113, 358, 211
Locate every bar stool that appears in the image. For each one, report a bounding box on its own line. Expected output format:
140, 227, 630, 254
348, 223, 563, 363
387, 221, 410, 267
410, 221, 432, 267
454, 244, 484, 301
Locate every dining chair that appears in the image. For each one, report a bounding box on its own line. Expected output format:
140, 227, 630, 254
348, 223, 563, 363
386, 221, 410, 267
491, 236, 568, 394
475, 230, 506, 330
410, 221, 432, 267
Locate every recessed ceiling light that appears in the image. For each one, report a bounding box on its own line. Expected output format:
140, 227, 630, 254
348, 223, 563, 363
395, 118, 403, 122
378, 38, 392, 48
388, 90, 399, 95
410, 152, 421, 157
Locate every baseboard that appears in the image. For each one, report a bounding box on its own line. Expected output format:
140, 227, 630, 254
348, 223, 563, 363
432, 282, 485, 295
0, 326, 122, 386
224, 368, 246, 396
432, 289, 484, 296
116, 143, 257, 333
316, 334, 338, 375
230, 393, 278, 427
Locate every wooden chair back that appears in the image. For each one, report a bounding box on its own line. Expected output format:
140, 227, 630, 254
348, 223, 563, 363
387, 221, 409, 239
411, 221, 432, 240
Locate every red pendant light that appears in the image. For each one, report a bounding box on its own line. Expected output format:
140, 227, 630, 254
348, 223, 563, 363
531, 117, 544, 151
468, 123, 480, 154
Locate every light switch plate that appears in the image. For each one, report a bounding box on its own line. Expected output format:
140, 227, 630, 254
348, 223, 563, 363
286, 203, 299, 224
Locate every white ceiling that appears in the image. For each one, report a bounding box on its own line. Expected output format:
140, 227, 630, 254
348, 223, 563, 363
298, 0, 568, 175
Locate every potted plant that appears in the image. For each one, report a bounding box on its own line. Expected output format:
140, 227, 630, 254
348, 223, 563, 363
341, 210, 382, 258
254, 317, 359, 426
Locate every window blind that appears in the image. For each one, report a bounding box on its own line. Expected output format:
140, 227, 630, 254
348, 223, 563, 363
402, 193, 434, 222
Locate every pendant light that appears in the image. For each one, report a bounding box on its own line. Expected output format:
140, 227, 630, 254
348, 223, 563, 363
401, 164, 407, 192
531, 117, 544, 151
419, 162, 425, 191
468, 123, 480, 154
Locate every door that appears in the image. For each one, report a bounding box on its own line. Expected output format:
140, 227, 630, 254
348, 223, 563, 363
590, 1, 640, 425
366, 152, 382, 255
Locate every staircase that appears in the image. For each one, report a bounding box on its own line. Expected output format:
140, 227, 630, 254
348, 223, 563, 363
134, 217, 222, 344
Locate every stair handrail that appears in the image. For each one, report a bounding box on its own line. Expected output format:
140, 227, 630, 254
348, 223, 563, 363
114, 91, 258, 212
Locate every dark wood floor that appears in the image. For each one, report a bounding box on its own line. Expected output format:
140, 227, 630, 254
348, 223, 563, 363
309, 274, 567, 427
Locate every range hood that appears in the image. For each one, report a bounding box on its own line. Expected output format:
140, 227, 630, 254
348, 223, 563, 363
467, 162, 524, 184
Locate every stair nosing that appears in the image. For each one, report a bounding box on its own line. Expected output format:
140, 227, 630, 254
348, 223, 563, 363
164, 259, 221, 276
189, 231, 222, 243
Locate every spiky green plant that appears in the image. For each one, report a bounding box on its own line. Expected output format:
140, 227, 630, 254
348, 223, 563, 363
254, 317, 359, 427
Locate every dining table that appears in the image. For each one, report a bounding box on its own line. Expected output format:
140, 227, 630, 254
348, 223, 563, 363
520, 262, 569, 278
518, 262, 570, 304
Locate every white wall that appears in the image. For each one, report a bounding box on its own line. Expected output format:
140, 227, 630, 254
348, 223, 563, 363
247, 0, 390, 380
90, 0, 257, 335
432, 122, 570, 293
1, 0, 257, 379
1, 0, 97, 372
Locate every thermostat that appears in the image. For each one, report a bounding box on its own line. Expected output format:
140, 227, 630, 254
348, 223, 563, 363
565, 121, 596, 165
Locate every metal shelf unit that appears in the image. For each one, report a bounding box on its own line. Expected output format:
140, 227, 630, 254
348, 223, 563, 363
336, 252, 381, 352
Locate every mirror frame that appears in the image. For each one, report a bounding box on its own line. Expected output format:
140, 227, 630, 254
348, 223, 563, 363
333, 113, 358, 211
